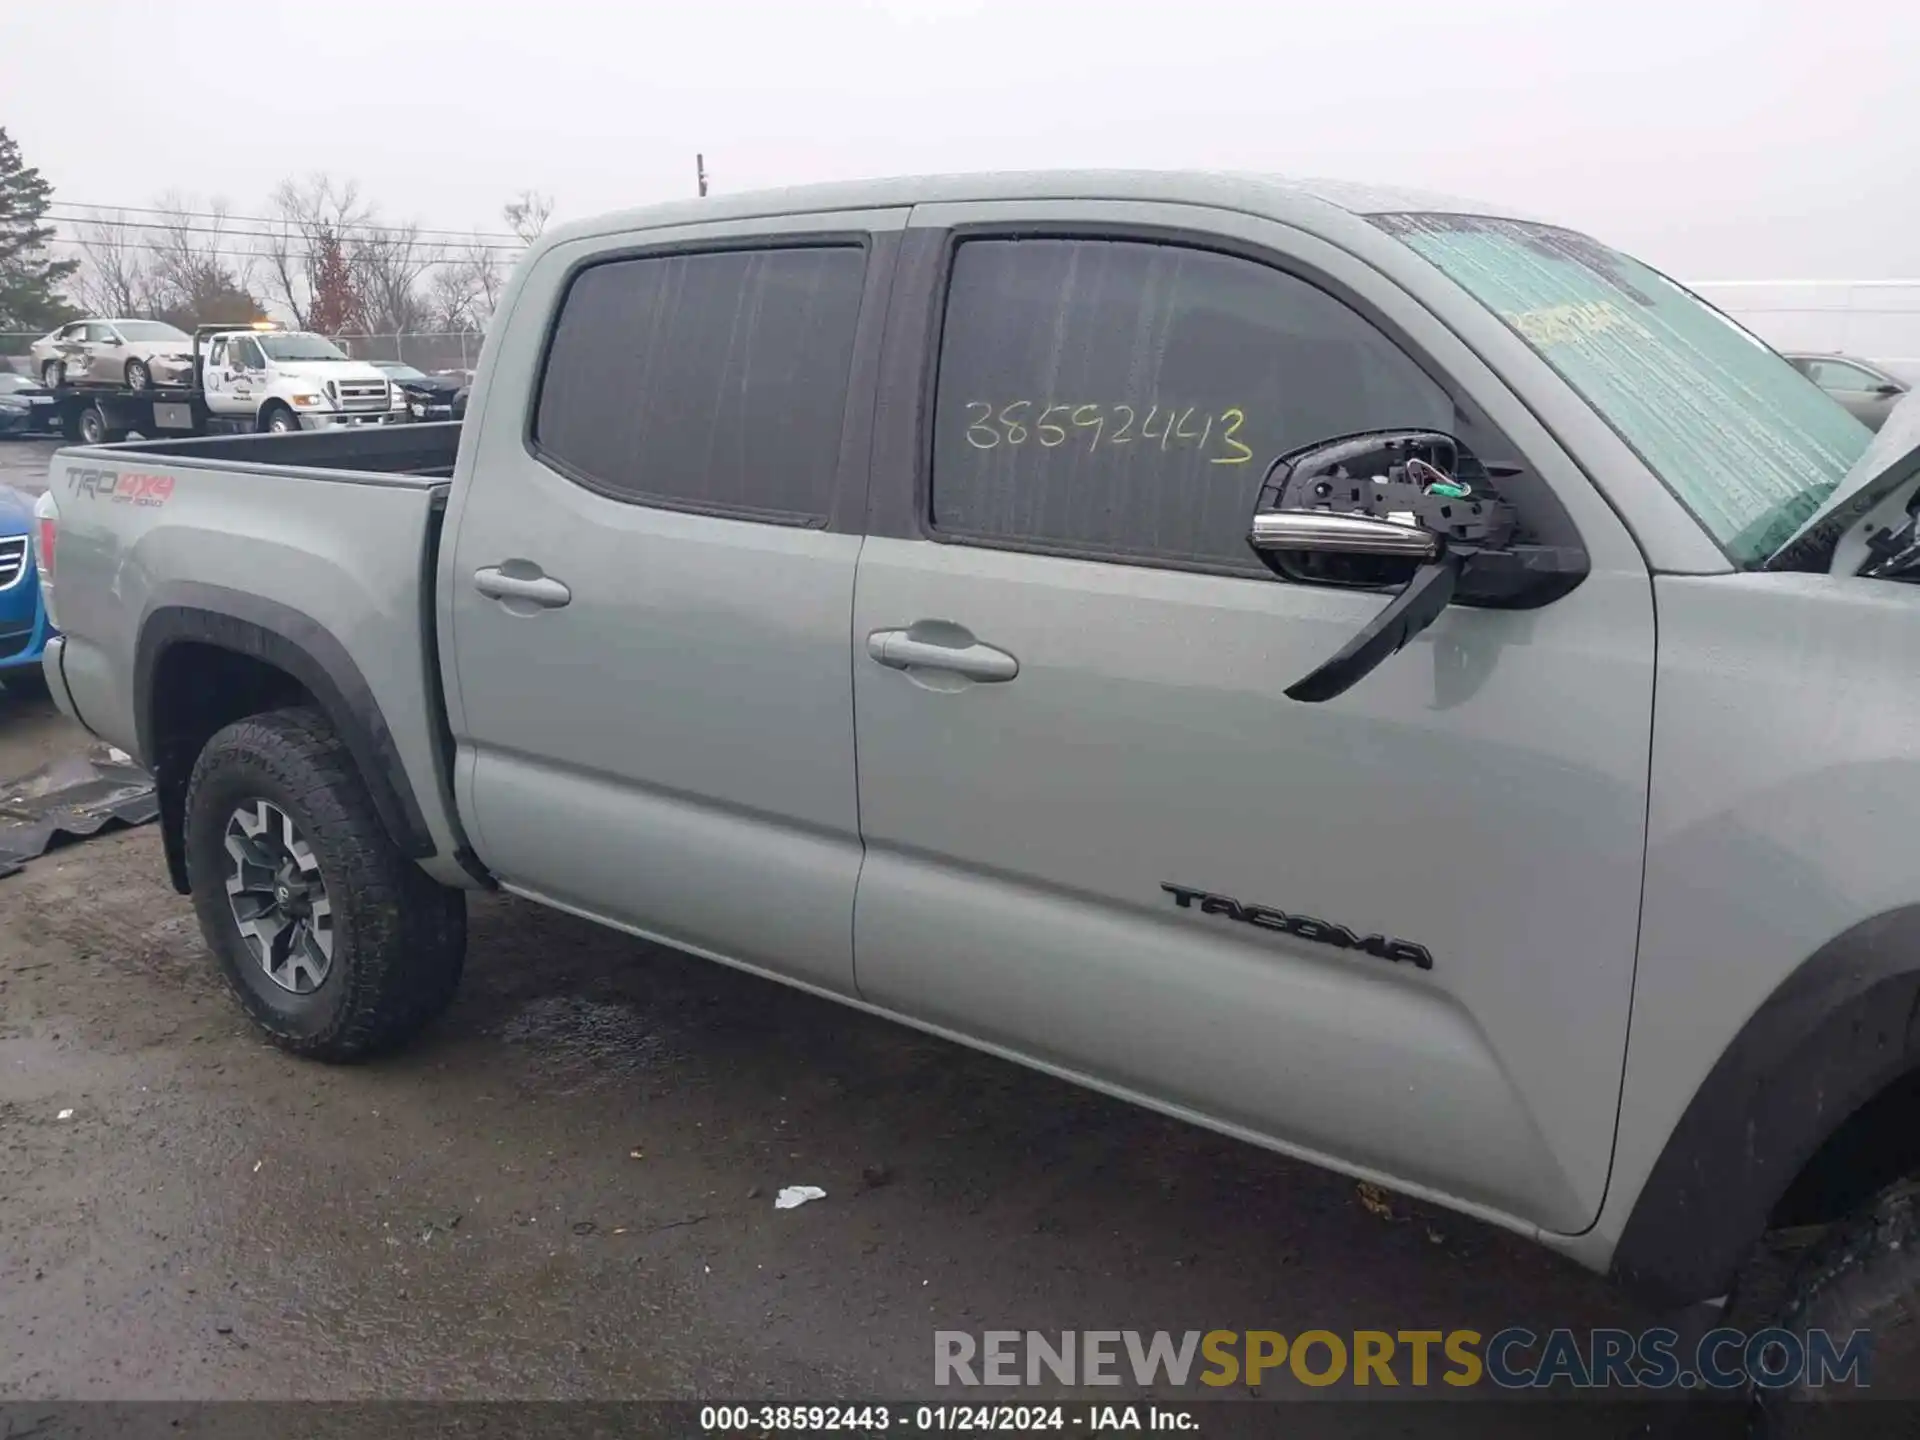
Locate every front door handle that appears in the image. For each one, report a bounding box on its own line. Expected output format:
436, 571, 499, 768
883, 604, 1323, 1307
474, 565, 572, 609
867, 626, 1018, 682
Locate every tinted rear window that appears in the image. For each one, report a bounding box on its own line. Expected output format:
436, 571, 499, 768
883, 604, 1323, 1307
535, 246, 867, 523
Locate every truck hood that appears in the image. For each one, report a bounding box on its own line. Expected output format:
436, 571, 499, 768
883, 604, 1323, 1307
1767, 388, 1920, 573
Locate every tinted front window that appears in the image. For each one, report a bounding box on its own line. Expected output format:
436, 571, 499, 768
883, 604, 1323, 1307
259, 333, 349, 362
1377, 213, 1872, 565
931, 239, 1452, 571
535, 246, 866, 522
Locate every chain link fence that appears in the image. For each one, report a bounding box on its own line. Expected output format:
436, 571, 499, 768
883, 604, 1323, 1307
332, 331, 485, 375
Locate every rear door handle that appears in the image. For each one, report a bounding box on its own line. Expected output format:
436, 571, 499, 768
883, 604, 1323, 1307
473, 566, 572, 609
867, 627, 1018, 682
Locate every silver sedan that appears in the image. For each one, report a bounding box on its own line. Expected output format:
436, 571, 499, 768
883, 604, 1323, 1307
29, 319, 198, 391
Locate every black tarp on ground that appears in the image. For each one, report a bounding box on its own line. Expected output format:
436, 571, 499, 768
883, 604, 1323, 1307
0, 744, 158, 878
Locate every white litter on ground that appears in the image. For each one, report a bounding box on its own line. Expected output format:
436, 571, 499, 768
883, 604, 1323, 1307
55, 1108, 73, 1120
774, 1185, 826, 1210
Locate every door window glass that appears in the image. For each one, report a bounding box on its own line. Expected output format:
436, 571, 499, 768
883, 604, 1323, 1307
534, 245, 868, 523
930, 238, 1452, 571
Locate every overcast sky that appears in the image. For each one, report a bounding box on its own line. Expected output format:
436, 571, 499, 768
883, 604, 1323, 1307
3, 0, 1916, 281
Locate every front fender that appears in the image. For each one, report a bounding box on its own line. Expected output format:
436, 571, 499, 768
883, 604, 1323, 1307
1611, 907, 1920, 1308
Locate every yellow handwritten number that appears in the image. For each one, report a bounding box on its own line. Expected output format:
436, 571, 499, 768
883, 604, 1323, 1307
1071, 404, 1104, 451
1111, 404, 1135, 444
1036, 404, 1070, 447
999, 400, 1031, 445
1212, 407, 1252, 465
1140, 405, 1167, 448
964, 402, 999, 450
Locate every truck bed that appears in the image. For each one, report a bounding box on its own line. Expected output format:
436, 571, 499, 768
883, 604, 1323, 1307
88, 419, 463, 479
42, 420, 474, 887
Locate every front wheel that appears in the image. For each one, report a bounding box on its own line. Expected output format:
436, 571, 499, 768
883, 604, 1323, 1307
184, 707, 466, 1061
261, 404, 299, 434
1751, 1182, 1920, 1433
125, 358, 150, 390
41, 360, 64, 388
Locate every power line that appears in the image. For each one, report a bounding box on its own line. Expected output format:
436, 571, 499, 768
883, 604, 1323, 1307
49, 200, 527, 243
55, 242, 507, 270
50, 214, 527, 254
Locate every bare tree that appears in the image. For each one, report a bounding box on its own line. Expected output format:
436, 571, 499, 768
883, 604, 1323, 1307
424, 230, 511, 332
70, 209, 152, 317
351, 221, 435, 334
261, 175, 372, 328
143, 194, 256, 326
503, 190, 554, 244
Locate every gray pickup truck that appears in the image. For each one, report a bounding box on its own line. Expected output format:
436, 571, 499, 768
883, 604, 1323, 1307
32, 172, 1920, 1413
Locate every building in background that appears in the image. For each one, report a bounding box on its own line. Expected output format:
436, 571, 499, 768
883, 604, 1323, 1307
1692, 280, 1920, 384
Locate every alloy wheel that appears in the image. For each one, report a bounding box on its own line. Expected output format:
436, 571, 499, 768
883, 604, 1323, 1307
223, 799, 334, 994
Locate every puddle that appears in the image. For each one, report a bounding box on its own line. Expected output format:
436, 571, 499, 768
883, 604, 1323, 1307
497, 995, 687, 1083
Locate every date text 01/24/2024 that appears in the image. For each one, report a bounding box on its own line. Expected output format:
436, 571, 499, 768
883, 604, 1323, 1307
699, 1404, 1198, 1432
961, 401, 1252, 465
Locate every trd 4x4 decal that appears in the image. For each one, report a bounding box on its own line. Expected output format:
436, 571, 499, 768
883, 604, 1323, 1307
66, 469, 174, 506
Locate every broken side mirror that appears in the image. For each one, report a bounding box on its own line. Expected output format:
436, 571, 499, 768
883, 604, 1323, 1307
1249, 430, 1587, 703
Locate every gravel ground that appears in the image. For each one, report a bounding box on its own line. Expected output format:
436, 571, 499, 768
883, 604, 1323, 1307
0, 487, 1663, 1428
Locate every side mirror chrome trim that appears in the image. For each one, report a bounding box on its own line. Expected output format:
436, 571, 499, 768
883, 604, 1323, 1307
1250, 510, 1440, 560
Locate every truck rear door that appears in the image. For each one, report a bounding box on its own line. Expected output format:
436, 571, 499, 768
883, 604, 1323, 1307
440, 209, 903, 998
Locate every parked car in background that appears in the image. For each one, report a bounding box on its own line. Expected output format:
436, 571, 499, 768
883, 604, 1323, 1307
1786, 351, 1910, 430
0, 373, 59, 436
29, 319, 197, 391
370, 361, 463, 420
0, 484, 51, 682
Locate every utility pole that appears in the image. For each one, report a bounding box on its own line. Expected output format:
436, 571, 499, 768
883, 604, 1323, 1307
696, 154, 709, 198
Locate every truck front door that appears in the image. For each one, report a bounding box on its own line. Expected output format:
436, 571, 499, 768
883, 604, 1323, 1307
442, 211, 902, 998
849, 205, 1657, 1234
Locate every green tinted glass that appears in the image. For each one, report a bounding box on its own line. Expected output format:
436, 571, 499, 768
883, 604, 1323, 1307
1377, 214, 1870, 564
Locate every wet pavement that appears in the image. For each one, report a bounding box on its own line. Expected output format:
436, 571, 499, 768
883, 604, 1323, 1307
0, 677, 1647, 1411
0, 437, 60, 497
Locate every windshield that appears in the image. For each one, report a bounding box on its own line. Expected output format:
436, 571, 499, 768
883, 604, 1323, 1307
1374, 214, 1873, 566
0, 374, 34, 394
114, 321, 190, 343
258, 333, 350, 362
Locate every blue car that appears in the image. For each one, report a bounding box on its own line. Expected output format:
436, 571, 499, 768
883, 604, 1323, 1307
0, 484, 52, 679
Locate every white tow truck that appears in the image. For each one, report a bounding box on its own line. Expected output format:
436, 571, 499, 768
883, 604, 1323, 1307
46, 322, 408, 444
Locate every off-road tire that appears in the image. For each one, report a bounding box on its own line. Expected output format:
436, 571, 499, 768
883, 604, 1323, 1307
1751, 1181, 1920, 1433
184, 706, 466, 1061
